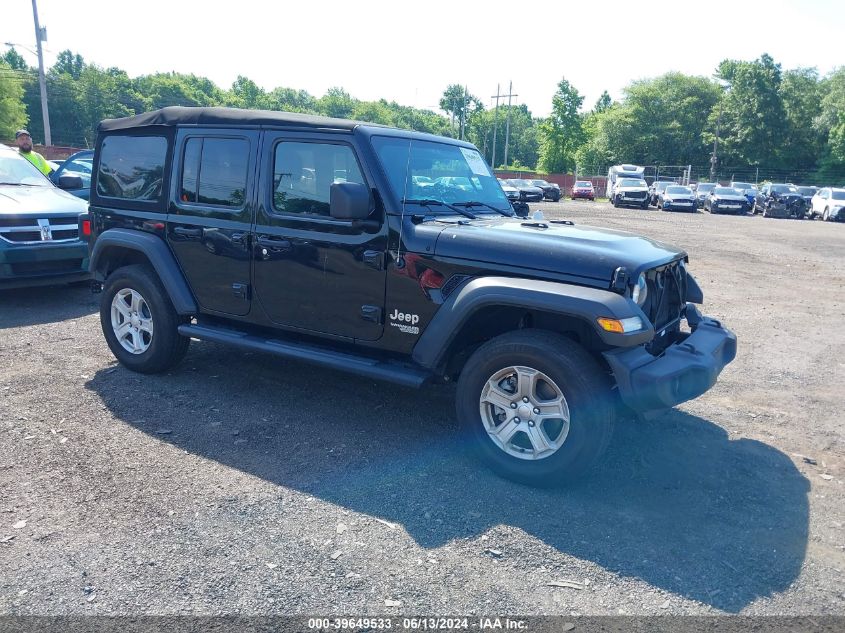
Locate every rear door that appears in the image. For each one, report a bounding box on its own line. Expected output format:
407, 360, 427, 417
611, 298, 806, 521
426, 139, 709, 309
251, 131, 387, 340
167, 129, 258, 316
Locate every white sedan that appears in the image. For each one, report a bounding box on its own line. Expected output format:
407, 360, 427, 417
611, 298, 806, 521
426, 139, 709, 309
809, 187, 845, 221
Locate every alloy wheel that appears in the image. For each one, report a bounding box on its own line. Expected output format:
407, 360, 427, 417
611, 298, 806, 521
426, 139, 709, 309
479, 366, 570, 460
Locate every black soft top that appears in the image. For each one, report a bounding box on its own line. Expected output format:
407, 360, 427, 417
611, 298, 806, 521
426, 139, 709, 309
98, 106, 386, 133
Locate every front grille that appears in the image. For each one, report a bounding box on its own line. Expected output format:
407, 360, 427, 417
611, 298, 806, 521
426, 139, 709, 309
642, 260, 686, 344
0, 217, 79, 244
624, 191, 647, 199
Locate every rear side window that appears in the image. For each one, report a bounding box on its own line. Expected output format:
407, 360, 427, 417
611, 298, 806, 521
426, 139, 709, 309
179, 137, 249, 208
272, 142, 364, 216
97, 136, 167, 201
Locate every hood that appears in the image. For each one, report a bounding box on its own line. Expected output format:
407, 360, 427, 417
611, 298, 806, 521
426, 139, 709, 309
0, 184, 88, 217
712, 193, 746, 202
517, 185, 544, 193
617, 184, 648, 191
416, 216, 684, 282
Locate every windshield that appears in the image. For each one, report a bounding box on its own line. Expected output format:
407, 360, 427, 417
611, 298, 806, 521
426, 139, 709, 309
714, 187, 740, 195
798, 187, 817, 196
530, 180, 549, 186
371, 137, 509, 213
832, 191, 845, 201
574, 181, 592, 187
619, 179, 646, 187
655, 181, 673, 190
731, 182, 753, 190
697, 184, 715, 193
666, 186, 691, 194
0, 153, 52, 186
772, 185, 799, 194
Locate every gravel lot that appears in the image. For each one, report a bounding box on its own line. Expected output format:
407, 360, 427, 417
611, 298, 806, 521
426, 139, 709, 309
1, 201, 844, 617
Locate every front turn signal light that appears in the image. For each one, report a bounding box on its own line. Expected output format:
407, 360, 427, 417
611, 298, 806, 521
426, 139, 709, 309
597, 316, 644, 333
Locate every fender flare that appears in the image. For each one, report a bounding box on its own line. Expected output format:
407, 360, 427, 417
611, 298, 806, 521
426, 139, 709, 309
90, 228, 197, 315
412, 276, 654, 370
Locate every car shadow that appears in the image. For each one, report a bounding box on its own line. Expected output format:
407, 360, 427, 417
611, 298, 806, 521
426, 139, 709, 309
0, 283, 97, 329
85, 341, 809, 613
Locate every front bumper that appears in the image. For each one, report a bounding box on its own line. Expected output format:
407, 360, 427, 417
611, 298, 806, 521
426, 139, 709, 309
572, 191, 594, 199
603, 304, 737, 412
0, 241, 90, 289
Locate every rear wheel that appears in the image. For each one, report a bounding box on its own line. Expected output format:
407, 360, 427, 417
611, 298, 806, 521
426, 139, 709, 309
100, 265, 190, 374
456, 330, 614, 486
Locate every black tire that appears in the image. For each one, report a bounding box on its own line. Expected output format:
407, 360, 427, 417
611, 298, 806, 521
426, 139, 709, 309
611, 196, 619, 208
456, 330, 615, 486
641, 200, 649, 209
823, 207, 830, 221
100, 264, 190, 374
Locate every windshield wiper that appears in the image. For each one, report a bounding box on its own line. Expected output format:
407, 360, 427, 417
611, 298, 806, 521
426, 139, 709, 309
402, 198, 477, 220
455, 201, 514, 217
0, 182, 32, 186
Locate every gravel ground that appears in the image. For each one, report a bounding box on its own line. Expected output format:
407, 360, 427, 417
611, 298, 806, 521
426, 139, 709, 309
1, 201, 844, 616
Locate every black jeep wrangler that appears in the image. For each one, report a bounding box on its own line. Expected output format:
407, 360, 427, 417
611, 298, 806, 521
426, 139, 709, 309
81, 107, 736, 486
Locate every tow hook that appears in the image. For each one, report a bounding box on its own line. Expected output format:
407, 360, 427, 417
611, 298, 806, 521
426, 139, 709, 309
91, 280, 103, 294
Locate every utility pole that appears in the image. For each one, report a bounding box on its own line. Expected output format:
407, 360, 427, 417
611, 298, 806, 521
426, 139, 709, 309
709, 98, 722, 183
460, 84, 468, 140
503, 81, 518, 168
491, 84, 500, 168
31, 0, 51, 146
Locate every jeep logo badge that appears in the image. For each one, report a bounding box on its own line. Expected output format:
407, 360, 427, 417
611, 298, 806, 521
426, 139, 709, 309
37, 219, 52, 241
388, 308, 420, 335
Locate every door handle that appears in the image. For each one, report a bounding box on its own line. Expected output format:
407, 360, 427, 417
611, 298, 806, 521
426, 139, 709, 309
256, 236, 291, 250
173, 226, 203, 238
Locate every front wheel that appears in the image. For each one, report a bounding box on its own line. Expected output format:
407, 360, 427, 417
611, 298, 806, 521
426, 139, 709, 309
456, 330, 615, 486
100, 264, 190, 374
823, 208, 830, 221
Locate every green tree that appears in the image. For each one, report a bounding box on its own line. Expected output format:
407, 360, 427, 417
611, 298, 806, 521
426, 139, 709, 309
228, 75, 266, 109
318, 87, 355, 119
2, 48, 28, 71
714, 53, 788, 167
594, 91, 612, 113
816, 66, 845, 180
439, 84, 476, 135
539, 77, 584, 173
0, 60, 28, 138
779, 68, 825, 170
265, 87, 317, 113
53, 50, 85, 80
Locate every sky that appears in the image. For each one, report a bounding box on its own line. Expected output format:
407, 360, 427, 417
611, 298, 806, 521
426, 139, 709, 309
2, 0, 844, 118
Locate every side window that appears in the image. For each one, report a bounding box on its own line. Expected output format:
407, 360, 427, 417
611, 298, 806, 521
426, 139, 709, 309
61, 155, 92, 187
97, 136, 167, 201
272, 142, 364, 216
179, 137, 249, 208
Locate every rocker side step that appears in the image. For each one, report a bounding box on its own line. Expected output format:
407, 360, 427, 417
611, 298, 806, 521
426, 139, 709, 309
178, 323, 432, 389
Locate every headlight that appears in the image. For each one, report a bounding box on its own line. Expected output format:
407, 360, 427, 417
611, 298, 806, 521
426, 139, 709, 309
664, 198, 673, 203
631, 272, 648, 306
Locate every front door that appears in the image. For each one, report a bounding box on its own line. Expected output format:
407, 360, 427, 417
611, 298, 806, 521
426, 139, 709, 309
167, 129, 257, 316
252, 132, 387, 340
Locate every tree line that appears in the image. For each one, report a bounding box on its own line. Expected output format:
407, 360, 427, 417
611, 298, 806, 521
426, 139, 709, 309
1, 49, 843, 181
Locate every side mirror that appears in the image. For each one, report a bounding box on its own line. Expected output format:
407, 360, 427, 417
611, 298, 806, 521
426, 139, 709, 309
330, 182, 371, 220
57, 174, 84, 190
